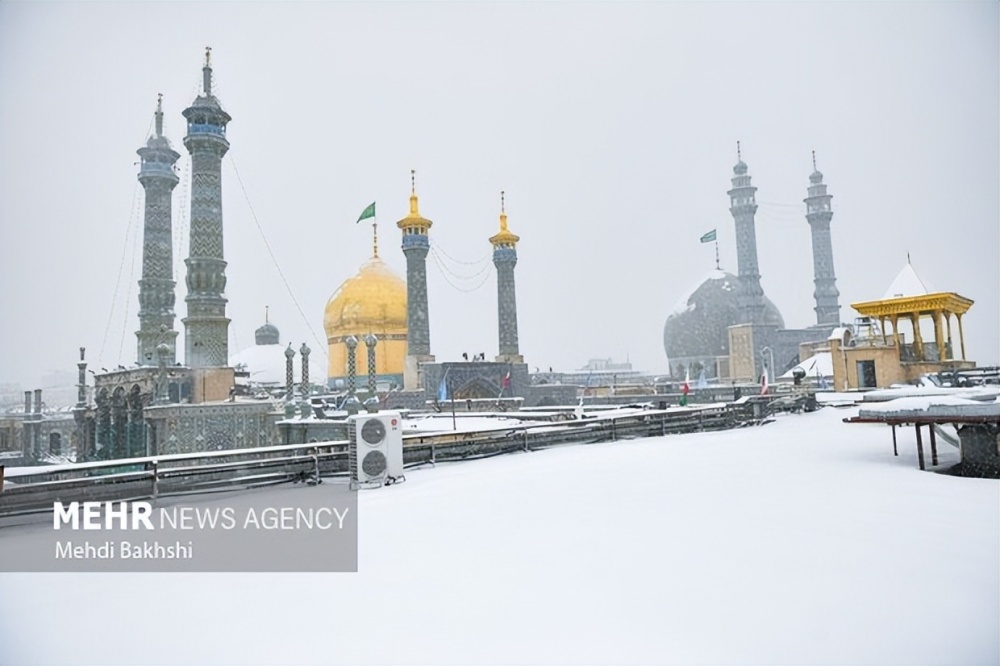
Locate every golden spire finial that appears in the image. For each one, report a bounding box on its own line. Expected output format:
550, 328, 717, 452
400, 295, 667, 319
373, 221, 379, 258
408, 169, 420, 216
499, 190, 508, 231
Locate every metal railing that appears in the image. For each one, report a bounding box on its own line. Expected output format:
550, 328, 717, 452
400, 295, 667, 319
1, 404, 751, 517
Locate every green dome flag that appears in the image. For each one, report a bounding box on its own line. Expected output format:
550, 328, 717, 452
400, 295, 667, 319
356, 202, 376, 223
700, 229, 717, 243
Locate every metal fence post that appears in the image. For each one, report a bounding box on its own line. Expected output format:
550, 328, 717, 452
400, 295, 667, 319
151, 460, 159, 499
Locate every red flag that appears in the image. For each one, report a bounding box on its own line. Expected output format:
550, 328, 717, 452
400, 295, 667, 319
682, 368, 690, 395
760, 367, 769, 395
501, 371, 511, 389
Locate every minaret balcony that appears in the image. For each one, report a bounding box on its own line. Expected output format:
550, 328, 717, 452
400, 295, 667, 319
493, 247, 518, 263
402, 234, 430, 250
140, 162, 177, 177
187, 123, 226, 137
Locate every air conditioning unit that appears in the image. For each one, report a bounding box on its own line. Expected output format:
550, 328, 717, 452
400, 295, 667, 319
347, 411, 404, 489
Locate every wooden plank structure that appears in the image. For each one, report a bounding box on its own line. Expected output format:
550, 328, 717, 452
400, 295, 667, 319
846, 413, 1000, 471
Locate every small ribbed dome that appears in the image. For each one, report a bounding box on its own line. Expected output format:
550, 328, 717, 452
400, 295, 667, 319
663, 270, 784, 365
255, 321, 280, 346
733, 160, 748, 175
809, 170, 824, 184
324, 257, 407, 338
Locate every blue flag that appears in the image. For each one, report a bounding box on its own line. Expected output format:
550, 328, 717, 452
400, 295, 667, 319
437, 375, 449, 402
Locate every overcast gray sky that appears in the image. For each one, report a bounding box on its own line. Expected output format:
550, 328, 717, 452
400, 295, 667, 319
1, 1, 997, 391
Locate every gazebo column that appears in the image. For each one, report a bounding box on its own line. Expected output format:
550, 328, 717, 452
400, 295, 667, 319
910, 313, 924, 361
945, 312, 954, 360
890, 314, 900, 350
879, 316, 888, 345
932, 309, 945, 362
956, 314, 967, 360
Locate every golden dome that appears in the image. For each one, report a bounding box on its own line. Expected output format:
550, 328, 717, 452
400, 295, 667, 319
324, 256, 407, 337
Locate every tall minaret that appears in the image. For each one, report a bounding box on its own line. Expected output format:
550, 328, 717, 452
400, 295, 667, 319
136, 94, 181, 365
491, 191, 522, 363
397, 170, 435, 389
804, 152, 841, 326
182, 47, 232, 368
727, 142, 766, 324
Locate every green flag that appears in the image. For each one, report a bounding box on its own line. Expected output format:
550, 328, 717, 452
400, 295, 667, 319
356, 202, 376, 223
700, 229, 717, 243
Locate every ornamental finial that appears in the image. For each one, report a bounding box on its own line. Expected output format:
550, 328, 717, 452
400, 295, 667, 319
737, 140, 741, 162
408, 169, 420, 216
203, 47, 213, 95
499, 191, 508, 231
372, 221, 379, 258
812, 150, 817, 171
155, 93, 164, 137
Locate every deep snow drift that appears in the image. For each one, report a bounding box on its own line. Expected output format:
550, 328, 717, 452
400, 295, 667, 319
0, 406, 997, 665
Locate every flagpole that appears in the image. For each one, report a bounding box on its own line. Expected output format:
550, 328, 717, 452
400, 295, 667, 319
449, 372, 456, 431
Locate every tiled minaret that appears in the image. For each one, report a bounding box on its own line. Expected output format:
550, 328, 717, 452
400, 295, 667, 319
490, 191, 522, 363
397, 170, 435, 389
804, 152, 841, 327
182, 47, 232, 368
136, 94, 181, 366
727, 142, 766, 325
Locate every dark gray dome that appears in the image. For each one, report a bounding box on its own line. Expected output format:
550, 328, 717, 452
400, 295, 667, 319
255, 321, 280, 346
663, 270, 784, 364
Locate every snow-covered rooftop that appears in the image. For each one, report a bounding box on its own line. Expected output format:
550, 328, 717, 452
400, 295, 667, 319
882, 261, 934, 299
780, 350, 833, 379
0, 406, 996, 665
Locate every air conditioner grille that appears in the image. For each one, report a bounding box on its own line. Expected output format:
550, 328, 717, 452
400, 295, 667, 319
362, 450, 387, 477
361, 419, 386, 446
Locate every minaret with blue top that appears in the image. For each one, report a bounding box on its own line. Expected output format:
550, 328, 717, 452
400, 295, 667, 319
182, 47, 232, 368
397, 170, 435, 389
491, 191, 522, 363
136, 94, 181, 366
804, 151, 842, 327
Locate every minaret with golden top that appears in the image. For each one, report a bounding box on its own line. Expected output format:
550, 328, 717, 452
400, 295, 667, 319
491, 191, 522, 363
397, 170, 435, 388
